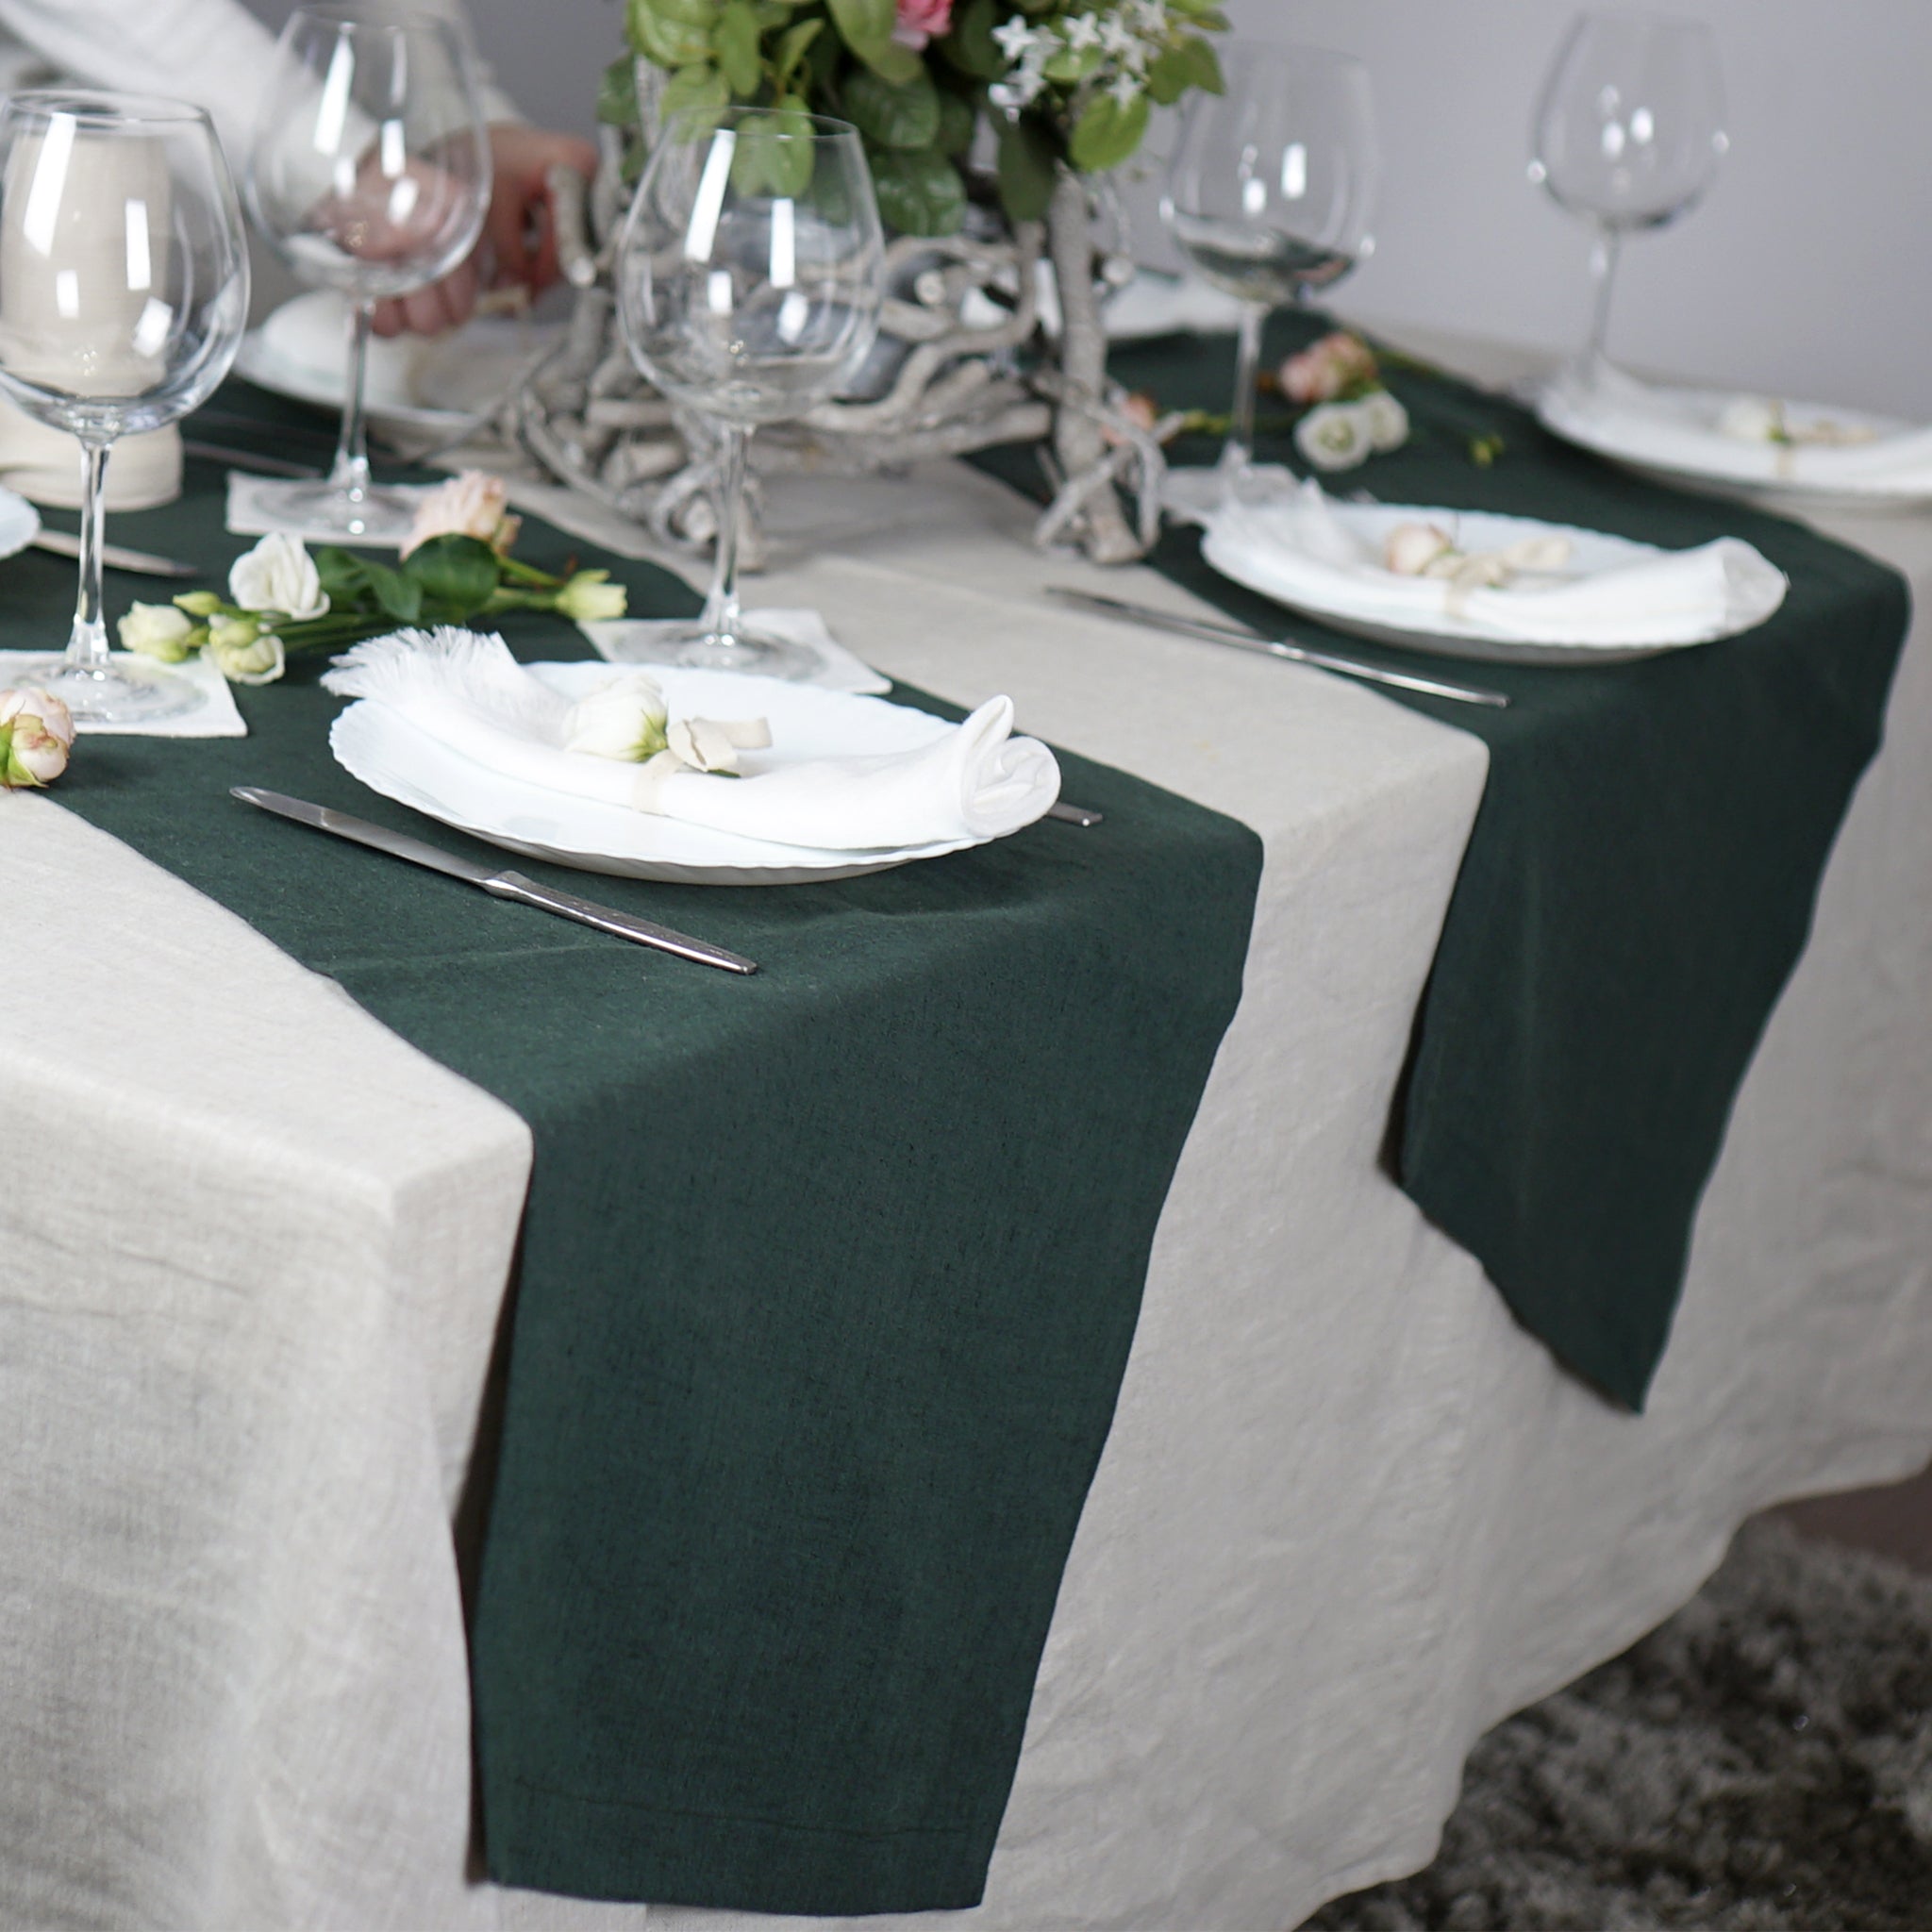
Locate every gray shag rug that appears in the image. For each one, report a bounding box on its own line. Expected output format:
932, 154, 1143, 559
1307, 1521, 1932, 1931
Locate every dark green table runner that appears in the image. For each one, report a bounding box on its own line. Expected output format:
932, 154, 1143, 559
1033, 320, 1909, 1407
25, 422, 1261, 1914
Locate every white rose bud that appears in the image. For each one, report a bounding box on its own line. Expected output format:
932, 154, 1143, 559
228, 532, 329, 620
554, 569, 628, 624
1717, 395, 1785, 444
564, 674, 671, 762
207, 617, 286, 686
1383, 522, 1457, 576
0, 686, 75, 788
1294, 400, 1374, 473
1360, 389, 1410, 453
117, 601, 198, 661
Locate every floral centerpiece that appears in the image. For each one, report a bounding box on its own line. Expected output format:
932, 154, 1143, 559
612, 1, 1225, 236
506, 3, 1228, 564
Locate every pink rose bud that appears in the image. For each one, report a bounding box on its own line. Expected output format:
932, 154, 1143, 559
0, 685, 75, 788
403, 471, 517, 558
893, 0, 954, 47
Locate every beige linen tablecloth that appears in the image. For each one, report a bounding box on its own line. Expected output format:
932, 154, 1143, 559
5, 422, 1932, 1931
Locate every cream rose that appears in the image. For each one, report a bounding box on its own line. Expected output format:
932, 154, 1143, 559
1383, 522, 1457, 576
207, 617, 287, 686
1294, 400, 1374, 473
229, 533, 329, 620
403, 471, 520, 558
118, 601, 198, 661
564, 674, 671, 762
0, 686, 75, 788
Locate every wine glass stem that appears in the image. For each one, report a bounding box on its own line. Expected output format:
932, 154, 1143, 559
1585, 225, 1623, 370
699, 424, 751, 644
328, 297, 377, 502
1224, 303, 1267, 474
67, 436, 113, 672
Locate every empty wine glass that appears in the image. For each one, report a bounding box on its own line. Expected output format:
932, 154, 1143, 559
616, 108, 884, 679
246, 5, 490, 541
1530, 12, 1726, 380
0, 92, 248, 724
1161, 43, 1378, 509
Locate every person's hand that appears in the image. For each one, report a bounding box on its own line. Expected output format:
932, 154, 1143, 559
371, 124, 599, 339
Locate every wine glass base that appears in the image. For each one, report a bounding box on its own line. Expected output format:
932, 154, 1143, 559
1162, 458, 1301, 525
246, 477, 421, 545
21, 655, 203, 725
610, 616, 823, 682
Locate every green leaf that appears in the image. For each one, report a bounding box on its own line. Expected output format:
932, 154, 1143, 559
826, 0, 893, 54
660, 61, 731, 134
870, 146, 966, 236
774, 16, 823, 89
402, 535, 499, 618
828, 0, 924, 81
843, 68, 941, 150
1145, 34, 1223, 106
597, 56, 642, 126
940, 0, 1004, 80
627, 0, 716, 68
713, 0, 763, 95
995, 114, 1058, 224
1040, 43, 1102, 84
732, 97, 816, 197
359, 557, 425, 624
750, 0, 793, 24
934, 88, 975, 158
1068, 90, 1150, 174
311, 545, 369, 606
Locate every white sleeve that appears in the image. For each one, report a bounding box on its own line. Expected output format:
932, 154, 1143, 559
0, 0, 522, 173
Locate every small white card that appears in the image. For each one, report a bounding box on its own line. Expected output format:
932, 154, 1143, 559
578, 608, 891, 696
0, 648, 245, 738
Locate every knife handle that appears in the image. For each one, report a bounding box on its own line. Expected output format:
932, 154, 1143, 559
486, 872, 758, 974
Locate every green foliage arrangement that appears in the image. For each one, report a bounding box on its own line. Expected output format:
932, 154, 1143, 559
609, 0, 1227, 237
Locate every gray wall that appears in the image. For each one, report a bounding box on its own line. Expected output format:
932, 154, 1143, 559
242, 0, 1932, 416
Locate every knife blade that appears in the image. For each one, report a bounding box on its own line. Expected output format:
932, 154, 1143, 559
183, 439, 326, 479
31, 529, 200, 580
231, 787, 758, 974
1047, 587, 1511, 708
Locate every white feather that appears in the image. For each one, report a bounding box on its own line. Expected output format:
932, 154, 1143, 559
323, 628, 575, 746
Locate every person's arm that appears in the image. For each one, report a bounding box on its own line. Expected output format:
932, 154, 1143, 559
0, 0, 278, 162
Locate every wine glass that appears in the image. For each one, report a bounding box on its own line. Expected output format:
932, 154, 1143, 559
245, 5, 490, 542
0, 92, 248, 724
616, 108, 884, 679
1161, 43, 1378, 509
1529, 12, 1726, 381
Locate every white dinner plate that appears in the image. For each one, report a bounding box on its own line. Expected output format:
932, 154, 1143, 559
236, 291, 559, 439
0, 483, 41, 560
1200, 496, 1788, 666
330, 663, 986, 886
1537, 373, 1932, 512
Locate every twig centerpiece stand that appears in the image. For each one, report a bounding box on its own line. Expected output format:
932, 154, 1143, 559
502, 0, 1229, 567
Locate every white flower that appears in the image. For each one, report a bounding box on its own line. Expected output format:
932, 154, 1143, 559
1717, 395, 1786, 444
564, 673, 670, 763
990, 70, 1045, 110
117, 601, 198, 662
992, 16, 1041, 61
554, 569, 628, 624
1294, 400, 1375, 472
206, 616, 286, 685
1108, 71, 1142, 107
402, 470, 520, 558
1063, 11, 1101, 49
228, 532, 328, 621
1099, 15, 1137, 57
1383, 522, 1456, 576
0, 686, 75, 787
1128, 0, 1168, 30
1360, 390, 1410, 453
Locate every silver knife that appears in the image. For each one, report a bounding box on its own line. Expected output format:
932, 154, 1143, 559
31, 529, 201, 580
1047, 587, 1511, 708
183, 439, 325, 479
231, 787, 758, 974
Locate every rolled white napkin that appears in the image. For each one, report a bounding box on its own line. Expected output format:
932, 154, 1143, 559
324, 629, 1060, 853
1204, 482, 1787, 648
1543, 362, 1932, 492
